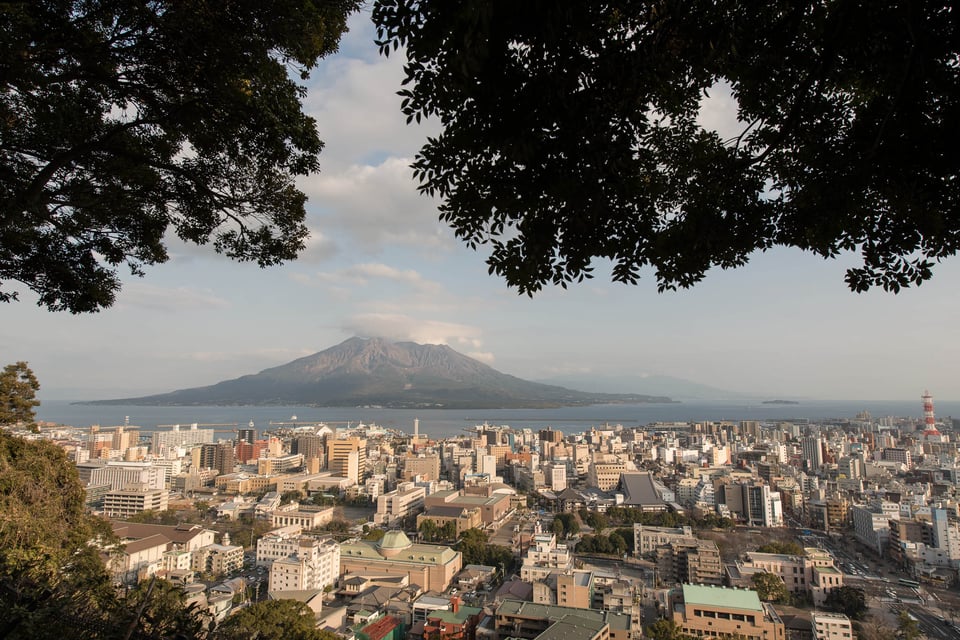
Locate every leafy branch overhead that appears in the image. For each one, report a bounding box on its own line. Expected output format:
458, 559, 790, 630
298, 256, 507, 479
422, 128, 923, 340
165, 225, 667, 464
0, 0, 362, 312
373, 1, 960, 294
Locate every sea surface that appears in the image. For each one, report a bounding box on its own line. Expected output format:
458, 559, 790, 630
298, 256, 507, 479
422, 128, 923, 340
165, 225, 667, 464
35, 398, 960, 440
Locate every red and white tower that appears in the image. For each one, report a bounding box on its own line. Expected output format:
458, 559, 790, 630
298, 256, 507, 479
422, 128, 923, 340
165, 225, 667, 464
923, 390, 937, 429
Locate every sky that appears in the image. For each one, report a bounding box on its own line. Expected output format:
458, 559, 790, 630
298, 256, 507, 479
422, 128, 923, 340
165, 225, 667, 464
2, 12, 959, 403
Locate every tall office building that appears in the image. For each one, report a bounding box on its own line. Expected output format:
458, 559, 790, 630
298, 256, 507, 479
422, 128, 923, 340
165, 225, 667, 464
292, 435, 325, 467
237, 425, 256, 445
802, 435, 824, 471
197, 443, 236, 476
327, 437, 366, 484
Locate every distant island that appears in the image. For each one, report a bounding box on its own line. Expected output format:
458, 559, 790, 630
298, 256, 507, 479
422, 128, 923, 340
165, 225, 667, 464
762, 399, 800, 405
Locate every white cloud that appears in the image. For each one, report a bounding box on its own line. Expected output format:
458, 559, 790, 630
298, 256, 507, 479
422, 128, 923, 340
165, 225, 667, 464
298, 228, 340, 263
115, 283, 230, 311
306, 53, 439, 169
302, 157, 454, 253
341, 314, 487, 352
295, 262, 442, 294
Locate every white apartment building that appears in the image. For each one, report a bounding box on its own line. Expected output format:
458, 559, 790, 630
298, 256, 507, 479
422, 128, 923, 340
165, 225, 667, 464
151, 424, 214, 455
520, 533, 573, 582
90, 461, 166, 491
677, 478, 699, 505
812, 612, 854, 640
267, 536, 340, 592
851, 503, 897, 555
102, 487, 168, 518
374, 485, 426, 525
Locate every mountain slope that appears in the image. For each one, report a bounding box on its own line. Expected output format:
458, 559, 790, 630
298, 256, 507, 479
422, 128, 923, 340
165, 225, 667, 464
86, 337, 674, 409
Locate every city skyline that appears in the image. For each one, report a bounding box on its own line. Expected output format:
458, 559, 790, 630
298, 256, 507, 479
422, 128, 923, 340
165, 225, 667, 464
2, 13, 959, 403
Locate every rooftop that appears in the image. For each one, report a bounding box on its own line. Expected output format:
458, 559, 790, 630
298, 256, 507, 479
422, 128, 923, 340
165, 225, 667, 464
682, 584, 763, 612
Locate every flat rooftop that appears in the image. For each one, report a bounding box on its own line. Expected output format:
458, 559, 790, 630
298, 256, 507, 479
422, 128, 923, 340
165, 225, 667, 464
682, 584, 763, 612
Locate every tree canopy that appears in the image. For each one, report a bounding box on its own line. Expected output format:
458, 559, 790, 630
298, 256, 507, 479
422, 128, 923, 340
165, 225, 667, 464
1, 0, 362, 312
0, 428, 115, 638
824, 585, 868, 620
374, 1, 960, 295
756, 541, 805, 556
751, 572, 790, 604
0, 361, 40, 426
216, 599, 338, 640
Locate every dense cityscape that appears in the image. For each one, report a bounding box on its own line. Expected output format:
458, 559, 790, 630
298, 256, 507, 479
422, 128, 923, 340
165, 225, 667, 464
4, 390, 960, 640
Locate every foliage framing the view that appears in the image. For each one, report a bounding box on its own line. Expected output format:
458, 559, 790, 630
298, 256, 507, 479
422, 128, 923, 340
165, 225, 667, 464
374, 1, 960, 295
0, 361, 40, 426
1, 0, 361, 312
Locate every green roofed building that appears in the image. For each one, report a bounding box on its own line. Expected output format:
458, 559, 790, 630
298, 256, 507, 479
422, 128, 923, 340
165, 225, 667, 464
494, 599, 632, 640
340, 530, 462, 593
673, 585, 784, 640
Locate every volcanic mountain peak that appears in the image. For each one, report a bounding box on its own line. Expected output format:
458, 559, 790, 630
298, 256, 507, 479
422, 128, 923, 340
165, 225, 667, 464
86, 337, 674, 409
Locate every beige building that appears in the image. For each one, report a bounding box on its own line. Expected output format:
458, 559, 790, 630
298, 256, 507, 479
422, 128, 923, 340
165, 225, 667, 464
404, 452, 441, 482
588, 459, 628, 492
633, 525, 696, 557
424, 489, 511, 526
192, 542, 244, 576
339, 530, 461, 592
374, 485, 426, 525
557, 571, 593, 609
257, 454, 304, 475
270, 507, 335, 530
214, 473, 275, 495
417, 505, 483, 536
328, 436, 367, 484
656, 539, 723, 586
733, 548, 842, 606
674, 584, 785, 640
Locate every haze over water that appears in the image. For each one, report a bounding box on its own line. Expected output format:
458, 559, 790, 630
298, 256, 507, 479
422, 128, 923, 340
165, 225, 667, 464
37, 398, 960, 440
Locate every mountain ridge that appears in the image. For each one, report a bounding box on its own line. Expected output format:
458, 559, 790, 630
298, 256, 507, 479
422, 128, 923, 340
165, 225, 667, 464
83, 337, 676, 409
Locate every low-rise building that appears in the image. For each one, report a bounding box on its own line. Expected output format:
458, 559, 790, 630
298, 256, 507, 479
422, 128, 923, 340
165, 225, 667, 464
270, 507, 335, 530
811, 612, 853, 640
192, 542, 244, 576
633, 525, 695, 557
424, 598, 483, 640
375, 486, 427, 526
340, 530, 462, 593
673, 584, 785, 640
732, 548, 842, 607
493, 599, 632, 640
102, 487, 168, 518
520, 533, 573, 582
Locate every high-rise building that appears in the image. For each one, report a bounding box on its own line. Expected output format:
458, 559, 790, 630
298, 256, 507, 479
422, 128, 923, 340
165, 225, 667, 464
237, 425, 256, 445
802, 435, 824, 471
197, 443, 236, 476
291, 434, 323, 459
327, 436, 366, 483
